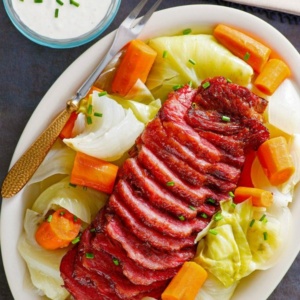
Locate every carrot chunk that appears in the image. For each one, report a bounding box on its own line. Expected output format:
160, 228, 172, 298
161, 261, 208, 300
234, 186, 273, 207
35, 208, 81, 250
111, 39, 157, 96
70, 152, 118, 194
59, 111, 78, 140
254, 59, 291, 95
257, 136, 295, 186
213, 24, 271, 73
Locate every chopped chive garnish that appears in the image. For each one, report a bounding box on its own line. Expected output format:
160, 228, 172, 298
85, 252, 94, 259
207, 198, 216, 204
90, 228, 96, 233
73, 215, 78, 222
34, 0, 43, 3
202, 81, 210, 89
228, 191, 235, 198
54, 8, 59, 18
87, 116, 93, 125
178, 215, 185, 221
231, 202, 236, 209
226, 78, 232, 83
162, 50, 168, 58
182, 28, 192, 35
214, 212, 223, 221
222, 115, 231, 122
166, 181, 175, 186
70, 0, 80, 7
59, 211, 65, 216
209, 229, 218, 235
188, 80, 193, 87
87, 104, 93, 115
71, 236, 80, 244
200, 213, 208, 219
69, 183, 77, 188
244, 52, 250, 61
94, 112, 103, 117
112, 258, 120, 266
188, 58, 196, 65
263, 231, 268, 241
259, 214, 267, 222
172, 84, 183, 91
189, 205, 196, 211
47, 215, 53, 222
56, 0, 64, 5
249, 219, 255, 227
98, 91, 107, 97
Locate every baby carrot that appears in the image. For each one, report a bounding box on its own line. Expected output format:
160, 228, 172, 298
161, 261, 208, 300
35, 208, 81, 250
70, 152, 118, 194
111, 39, 157, 96
234, 186, 273, 207
257, 136, 295, 186
213, 24, 271, 73
254, 59, 291, 95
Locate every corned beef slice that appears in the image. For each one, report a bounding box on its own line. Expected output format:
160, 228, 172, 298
60, 76, 269, 299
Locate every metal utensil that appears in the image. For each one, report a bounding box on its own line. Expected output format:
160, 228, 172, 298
1, 0, 162, 198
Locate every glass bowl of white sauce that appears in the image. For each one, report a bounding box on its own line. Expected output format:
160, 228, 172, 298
3, 0, 121, 48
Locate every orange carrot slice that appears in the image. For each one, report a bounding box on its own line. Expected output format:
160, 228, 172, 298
254, 59, 290, 95
70, 152, 118, 194
59, 111, 78, 140
35, 208, 81, 250
234, 186, 273, 207
59, 86, 104, 140
213, 24, 271, 73
257, 136, 295, 186
161, 261, 208, 300
111, 39, 157, 96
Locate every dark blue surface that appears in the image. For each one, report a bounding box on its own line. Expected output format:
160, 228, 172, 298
1, 0, 299, 299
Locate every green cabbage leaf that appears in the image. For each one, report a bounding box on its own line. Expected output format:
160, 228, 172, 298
194, 199, 290, 288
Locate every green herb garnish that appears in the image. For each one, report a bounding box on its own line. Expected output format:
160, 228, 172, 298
202, 81, 210, 89
188, 58, 196, 65
182, 28, 192, 35
71, 236, 80, 244
221, 115, 231, 122
244, 52, 250, 61
209, 229, 218, 235
85, 252, 94, 259
178, 215, 185, 221
70, 0, 80, 7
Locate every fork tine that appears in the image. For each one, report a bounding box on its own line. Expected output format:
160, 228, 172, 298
134, 0, 163, 29
126, 0, 149, 21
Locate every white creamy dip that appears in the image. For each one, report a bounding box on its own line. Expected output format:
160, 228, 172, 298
12, 0, 113, 40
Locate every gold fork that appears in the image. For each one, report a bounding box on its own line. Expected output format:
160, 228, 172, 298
1, 0, 162, 198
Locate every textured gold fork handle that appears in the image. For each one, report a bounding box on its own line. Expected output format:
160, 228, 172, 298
1, 108, 73, 198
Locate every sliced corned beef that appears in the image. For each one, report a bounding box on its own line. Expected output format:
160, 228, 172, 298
60, 77, 269, 299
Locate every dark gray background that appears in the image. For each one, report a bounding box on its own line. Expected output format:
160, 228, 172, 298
1, 0, 299, 299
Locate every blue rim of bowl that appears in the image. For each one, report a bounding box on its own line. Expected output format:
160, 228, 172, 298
3, 0, 122, 49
